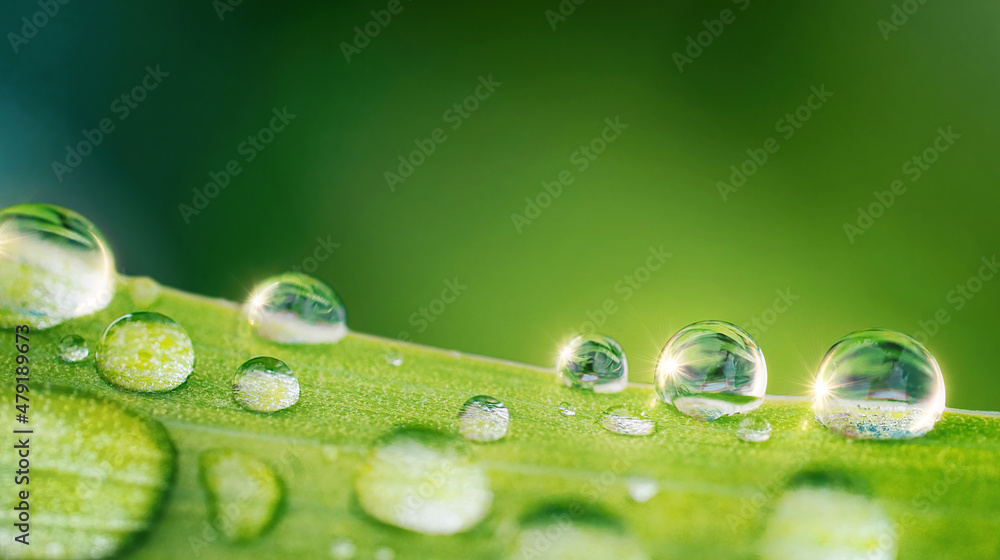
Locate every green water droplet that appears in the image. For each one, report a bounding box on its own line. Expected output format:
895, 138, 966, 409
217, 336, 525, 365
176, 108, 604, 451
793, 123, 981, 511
57, 334, 89, 362
0, 385, 173, 559
246, 272, 346, 344
0, 204, 115, 329
814, 329, 945, 440
385, 349, 403, 366
97, 312, 195, 392
655, 320, 767, 420
599, 405, 655, 436
556, 334, 628, 393
558, 402, 576, 416
199, 449, 283, 543
737, 414, 772, 443
458, 395, 509, 442
510, 504, 648, 560
232, 357, 300, 412
355, 428, 492, 535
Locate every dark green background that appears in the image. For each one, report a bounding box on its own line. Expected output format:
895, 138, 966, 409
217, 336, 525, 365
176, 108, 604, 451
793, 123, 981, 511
2, 1, 998, 409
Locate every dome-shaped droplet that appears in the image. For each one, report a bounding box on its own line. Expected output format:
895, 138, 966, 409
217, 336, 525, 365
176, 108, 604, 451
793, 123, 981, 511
355, 428, 492, 535
599, 405, 655, 436
813, 329, 945, 439
509, 505, 649, 560
655, 320, 767, 420
556, 334, 628, 393
736, 414, 772, 443
246, 272, 346, 344
558, 402, 577, 416
97, 312, 195, 392
58, 334, 89, 362
199, 449, 283, 542
385, 349, 403, 366
0, 204, 115, 329
458, 395, 510, 442
232, 357, 300, 412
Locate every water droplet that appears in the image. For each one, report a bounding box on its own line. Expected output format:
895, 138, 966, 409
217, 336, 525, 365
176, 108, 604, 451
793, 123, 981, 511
458, 395, 510, 442
385, 349, 403, 366
97, 312, 195, 392
129, 276, 161, 307
510, 505, 649, 560
626, 477, 659, 503
330, 539, 356, 559
655, 320, 767, 420
58, 334, 89, 362
246, 272, 347, 344
200, 449, 283, 542
355, 428, 492, 535
374, 547, 396, 560
599, 405, 655, 436
558, 402, 577, 416
556, 334, 628, 393
737, 414, 772, 443
0, 204, 115, 329
232, 356, 300, 412
814, 329, 946, 439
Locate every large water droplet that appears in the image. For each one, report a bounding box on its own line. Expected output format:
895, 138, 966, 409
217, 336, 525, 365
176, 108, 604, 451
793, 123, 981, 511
58, 334, 89, 362
200, 449, 283, 542
97, 312, 195, 392
737, 414, 772, 443
599, 405, 655, 436
509, 505, 649, 560
458, 395, 510, 442
355, 428, 492, 535
0, 204, 115, 329
246, 272, 347, 344
813, 329, 945, 439
0, 386, 173, 559
232, 356, 300, 412
655, 320, 767, 420
556, 334, 628, 393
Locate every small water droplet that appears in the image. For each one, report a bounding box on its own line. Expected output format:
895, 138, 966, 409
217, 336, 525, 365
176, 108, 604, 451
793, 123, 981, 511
655, 320, 767, 420
385, 349, 403, 366
556, 334, 628, 393
246, 272, 347, 344
737, 414, 772, 442
129, 276, 161, 307
355, 428, 492, 535
626, 477, 659, 503
232, 356, 300, 412
58, 334, 89, 362
814, 329, 946, 439
458, 395, 510, 442
558, 402, 576, 416
330, 538, 356, 559
200, 449, 283, 542
374, 547, 396, 560
97, 312, 195, 392
0, 204, 115, 329
510, 505, 648, 560
599, 405, 656, 436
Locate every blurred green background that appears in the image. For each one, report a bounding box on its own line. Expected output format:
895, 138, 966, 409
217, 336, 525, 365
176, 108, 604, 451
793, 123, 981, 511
2, 1, 998, 409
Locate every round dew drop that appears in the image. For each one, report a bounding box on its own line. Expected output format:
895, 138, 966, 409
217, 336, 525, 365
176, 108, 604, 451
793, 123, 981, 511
458, 395, 510, 442
246, 272, 347, 344
0, 204, 115, 329
97, 312, 195, 392
813, 328, 946, 439
199, 449, 283, 542
558, 402, 577, 416
736, 414, 772, 443
655, 320, 767, 420
57, 334, 89, 362
232, 357, 300, 412
385, 349, 403, 366
556, 334, 628, 393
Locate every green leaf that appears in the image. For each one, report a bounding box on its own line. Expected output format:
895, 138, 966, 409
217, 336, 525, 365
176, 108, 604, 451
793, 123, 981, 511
3, 276, 999, 559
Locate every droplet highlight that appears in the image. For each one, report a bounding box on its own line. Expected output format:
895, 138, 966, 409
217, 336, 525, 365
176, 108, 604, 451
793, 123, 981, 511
385, 349, 403, 366
247, 272, 347, 344
97, 312, 195, 392
57, 334, 88, 362
458, 395, 510, 442
736, 414, 772, 443
599, 405, 655, 436
556, 334, 628, 393
200, 449, 283, 542
232, 356, 300, 412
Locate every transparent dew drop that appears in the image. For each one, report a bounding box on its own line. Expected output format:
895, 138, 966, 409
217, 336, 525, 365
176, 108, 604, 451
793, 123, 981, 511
97, 312, 195, 392
200, 449, 283, 542
58, 334, 89, 362
813, 329, 946, 440
355, 428, 492, 535
385, 349, 403, 366
232, 357, 300, 412
509, 505, 649, 560
246, 272, 347, 344
458, 395, 510, 442
330, 539, 356, 559
556, 334, 628, 393
558, 402, 577, 416
0, 204, 115, 329
737, 414, 772, 443
655, 320, 767, 420
599, 405, 656, 436
626, 477, 659, 503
